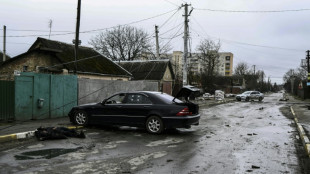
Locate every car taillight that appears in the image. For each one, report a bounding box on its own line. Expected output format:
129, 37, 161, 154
176, 107, 192, 116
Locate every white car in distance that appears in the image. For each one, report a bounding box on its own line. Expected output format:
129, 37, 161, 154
236, 91, 264, 102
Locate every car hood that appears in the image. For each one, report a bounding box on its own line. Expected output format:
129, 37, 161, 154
173, 85, 200, 102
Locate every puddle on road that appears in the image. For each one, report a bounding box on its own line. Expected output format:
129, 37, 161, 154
14, 147, 82, 160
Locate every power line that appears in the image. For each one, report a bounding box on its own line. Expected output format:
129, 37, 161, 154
222, 39, 304, 52
6, 42, 32, 45
190, 15, 304, 52
163, 0, 180, 7
0, 8, 180, 38
77, 7, 180, 33
195, 8, 310, 13
159, 22, 183, 37
159, 7, 182, 30
0, 29, 73, 33
161, 22, 184, 48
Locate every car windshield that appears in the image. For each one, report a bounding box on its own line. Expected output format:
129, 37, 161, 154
243, 91, 252, 95
155, 93, 183, 104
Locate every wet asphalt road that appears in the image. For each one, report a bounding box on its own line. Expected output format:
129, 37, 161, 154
0, 93, 304, 174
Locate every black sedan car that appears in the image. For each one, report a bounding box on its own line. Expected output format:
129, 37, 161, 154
68, 86, 200, 134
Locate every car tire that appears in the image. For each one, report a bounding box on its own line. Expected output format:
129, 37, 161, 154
74, 110, 89, 126
259, 97, 263, 101
245, 97, 249, 102
146, 116, 164, 134
236, 98, 241, 101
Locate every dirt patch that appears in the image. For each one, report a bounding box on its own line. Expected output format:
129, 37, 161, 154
279, 106, 294, 120
280, 106, 310, 174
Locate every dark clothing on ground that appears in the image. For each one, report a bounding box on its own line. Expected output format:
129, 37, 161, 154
35, 127, 85, 141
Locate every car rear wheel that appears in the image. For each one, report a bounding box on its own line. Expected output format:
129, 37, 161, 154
146, 116, 164, 134
259, 97, 263, 101
74, 110, 88, 126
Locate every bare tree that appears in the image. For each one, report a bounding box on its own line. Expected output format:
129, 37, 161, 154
256, 70, 265, 82
234, 62, 250, 76
196, 39, 221, 76
283, 67, 307, 83
296, 67, 307, 80
89, 26, 152, 61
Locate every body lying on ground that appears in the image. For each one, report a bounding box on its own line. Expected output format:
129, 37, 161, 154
34, 127, 85, 141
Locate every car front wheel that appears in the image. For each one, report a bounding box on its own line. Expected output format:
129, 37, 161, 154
74, 110, 88, 126
259, 97, 263, 101
146, 116, 164, 134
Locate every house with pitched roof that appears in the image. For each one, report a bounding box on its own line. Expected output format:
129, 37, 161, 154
0, 37, 132, 81
117, 60, 175, 95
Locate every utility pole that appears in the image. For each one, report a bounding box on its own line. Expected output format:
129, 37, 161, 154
155, 25, 160, 60
48, 19, 53, 39
74, 0, 81, 74
307, 50, 310, 87
3, 25, 6, 62
253, 65, 256, 75
182, 3, 191, 86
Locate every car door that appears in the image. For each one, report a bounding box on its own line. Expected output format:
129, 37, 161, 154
121, 93, 153, 126
91, 93, 127, 124
251, 91, 259, 100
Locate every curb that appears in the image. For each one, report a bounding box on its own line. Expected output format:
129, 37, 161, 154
0, 126, 83, 143
290, 106, 310, 158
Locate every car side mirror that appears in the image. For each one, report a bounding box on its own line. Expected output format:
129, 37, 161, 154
101, 99, 107, 105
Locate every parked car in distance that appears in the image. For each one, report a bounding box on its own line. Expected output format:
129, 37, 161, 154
235, 91, 264, 101
202, 93, 212, 100
68, 86, 201, 134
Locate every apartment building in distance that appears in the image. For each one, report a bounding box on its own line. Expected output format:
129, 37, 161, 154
170, 51, 234, 77
218, 52, 233, 76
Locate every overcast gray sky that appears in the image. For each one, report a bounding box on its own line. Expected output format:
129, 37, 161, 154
1, 0, 310, 84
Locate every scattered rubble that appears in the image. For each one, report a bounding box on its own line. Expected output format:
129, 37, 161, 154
252, 165, 260, 169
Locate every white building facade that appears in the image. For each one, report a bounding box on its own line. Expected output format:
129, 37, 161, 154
170, 51, 234, 77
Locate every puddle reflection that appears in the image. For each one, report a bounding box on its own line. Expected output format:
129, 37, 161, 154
14, 147, 82, 160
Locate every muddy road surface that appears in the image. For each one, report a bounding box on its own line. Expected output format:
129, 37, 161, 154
0, 93, 306, 173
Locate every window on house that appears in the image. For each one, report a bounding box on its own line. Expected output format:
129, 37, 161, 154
226, 56, 230, 61
23, 66, 28, 72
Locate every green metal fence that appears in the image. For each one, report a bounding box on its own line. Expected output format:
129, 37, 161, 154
0, 73, 77, 121
0, 80, 15, 121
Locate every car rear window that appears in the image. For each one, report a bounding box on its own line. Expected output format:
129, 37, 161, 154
155, 93, 183, 104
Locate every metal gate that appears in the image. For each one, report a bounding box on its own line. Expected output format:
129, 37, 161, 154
13, 72, 78, 121
0, 80, 15, 121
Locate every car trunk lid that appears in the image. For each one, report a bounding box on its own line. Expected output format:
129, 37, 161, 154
173, 85, 200, 115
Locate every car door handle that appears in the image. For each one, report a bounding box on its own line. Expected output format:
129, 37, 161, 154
117, 106, 122, 108
144, 106, 151, 108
